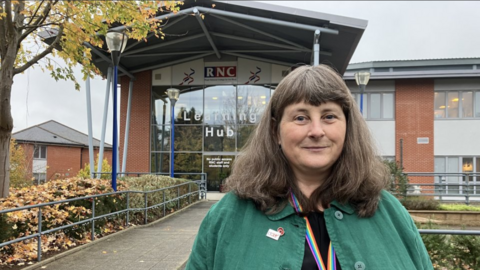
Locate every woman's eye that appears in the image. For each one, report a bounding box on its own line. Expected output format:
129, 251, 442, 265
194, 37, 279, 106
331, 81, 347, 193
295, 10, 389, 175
324, 114, 336, 120
295, 116, 307, 121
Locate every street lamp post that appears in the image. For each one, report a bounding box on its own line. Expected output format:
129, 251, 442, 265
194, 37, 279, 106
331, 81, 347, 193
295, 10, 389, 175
167, 88, 180, 178
354, 71, 371, 115
106, 30, 128, 191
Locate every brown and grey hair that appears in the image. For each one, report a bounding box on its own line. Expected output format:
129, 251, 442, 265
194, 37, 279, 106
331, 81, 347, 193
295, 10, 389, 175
225, 64, 389, 217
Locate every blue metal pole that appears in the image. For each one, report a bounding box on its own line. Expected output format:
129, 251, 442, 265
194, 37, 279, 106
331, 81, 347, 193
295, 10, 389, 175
170, 104, 175, 178
360, 84, 365, 115
112, 65, 118, 191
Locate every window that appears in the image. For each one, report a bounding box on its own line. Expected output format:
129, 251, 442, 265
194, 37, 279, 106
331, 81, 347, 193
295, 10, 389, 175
435, 90, 480, 119
34, 145, 47, 159
434, 92, 446, 118
352, 92, 394, 120
435, 156, 480, 195
33, 173, 46, 185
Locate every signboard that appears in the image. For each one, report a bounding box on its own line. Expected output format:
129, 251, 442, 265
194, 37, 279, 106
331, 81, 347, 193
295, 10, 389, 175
204, 61, 237, 84
417, 137, 429, 144
238, 58, 271, 85
206, 157, 233, 168
172, 59, 204, 86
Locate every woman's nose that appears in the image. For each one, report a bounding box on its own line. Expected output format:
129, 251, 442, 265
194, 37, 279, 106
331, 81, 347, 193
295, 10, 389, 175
308, 120, 325, 138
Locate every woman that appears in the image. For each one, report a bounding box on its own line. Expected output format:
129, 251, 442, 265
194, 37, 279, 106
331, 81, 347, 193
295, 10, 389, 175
186, 65, 433, 270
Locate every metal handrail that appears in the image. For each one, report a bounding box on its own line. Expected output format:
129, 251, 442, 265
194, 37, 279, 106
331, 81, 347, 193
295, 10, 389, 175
391, 172, 480, 205
419, 229, 480, 235
0, 180, 206, 262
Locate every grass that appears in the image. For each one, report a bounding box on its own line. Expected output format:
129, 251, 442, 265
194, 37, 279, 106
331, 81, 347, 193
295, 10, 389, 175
438, 204, 480, 211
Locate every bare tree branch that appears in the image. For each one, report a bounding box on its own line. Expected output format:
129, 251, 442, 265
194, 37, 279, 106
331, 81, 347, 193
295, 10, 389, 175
22, 22, 61, 29
13, 24, 64, 75
26, 0, 45, 25
18, 1, 55, 44
25, 0, 46, 26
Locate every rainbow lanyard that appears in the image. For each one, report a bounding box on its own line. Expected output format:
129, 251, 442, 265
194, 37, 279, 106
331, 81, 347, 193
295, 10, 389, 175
290, 192, 336, 270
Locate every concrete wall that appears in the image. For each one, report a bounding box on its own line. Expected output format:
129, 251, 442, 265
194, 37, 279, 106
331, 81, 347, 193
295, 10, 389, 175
434, 120, 480, 155
366, 120, 395, 156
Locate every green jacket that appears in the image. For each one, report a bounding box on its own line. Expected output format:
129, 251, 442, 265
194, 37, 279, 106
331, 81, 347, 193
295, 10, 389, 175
186, 190, 433, 270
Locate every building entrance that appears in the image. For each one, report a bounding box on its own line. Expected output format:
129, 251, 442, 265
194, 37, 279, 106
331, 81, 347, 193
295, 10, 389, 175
203, 155, 235, 192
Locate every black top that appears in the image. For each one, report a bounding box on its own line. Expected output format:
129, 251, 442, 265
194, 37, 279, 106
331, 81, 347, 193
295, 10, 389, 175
301, 212, 342, 270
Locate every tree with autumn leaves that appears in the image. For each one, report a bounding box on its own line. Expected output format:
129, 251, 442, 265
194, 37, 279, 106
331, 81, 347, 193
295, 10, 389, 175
0, 0, 181, 197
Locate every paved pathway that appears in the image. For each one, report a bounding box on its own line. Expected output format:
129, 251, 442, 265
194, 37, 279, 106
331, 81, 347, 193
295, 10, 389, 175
25, 200, 217, 270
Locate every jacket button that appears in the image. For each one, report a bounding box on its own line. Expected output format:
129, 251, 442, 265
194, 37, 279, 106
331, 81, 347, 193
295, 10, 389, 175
334, 211, 343, 220
354, 261, 366, 270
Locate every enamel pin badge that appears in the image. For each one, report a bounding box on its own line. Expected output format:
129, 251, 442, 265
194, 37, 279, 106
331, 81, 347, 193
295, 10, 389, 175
266, 227, 285, 241
267, 229, 281, 240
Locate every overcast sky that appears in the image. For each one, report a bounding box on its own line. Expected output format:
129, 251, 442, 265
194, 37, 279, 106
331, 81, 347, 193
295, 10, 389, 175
11, 1, 480, 144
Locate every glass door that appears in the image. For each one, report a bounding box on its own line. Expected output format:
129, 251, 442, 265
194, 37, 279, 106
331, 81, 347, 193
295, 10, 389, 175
203, 154, 235, 191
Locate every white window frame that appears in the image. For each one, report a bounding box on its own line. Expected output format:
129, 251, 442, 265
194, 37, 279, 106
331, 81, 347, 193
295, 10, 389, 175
34, 145, 47, 159
434, 90, 480, 119
352, 92, 395, 120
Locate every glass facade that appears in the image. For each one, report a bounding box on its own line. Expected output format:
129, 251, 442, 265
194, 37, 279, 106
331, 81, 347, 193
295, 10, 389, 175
151, 84, 274, 190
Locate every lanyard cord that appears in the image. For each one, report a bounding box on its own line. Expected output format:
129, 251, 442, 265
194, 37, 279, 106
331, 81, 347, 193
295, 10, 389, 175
290, 192, 337, 270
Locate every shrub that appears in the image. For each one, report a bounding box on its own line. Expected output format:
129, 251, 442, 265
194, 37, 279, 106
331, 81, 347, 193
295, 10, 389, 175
9, 138, 31, 188
402, 197, 440, 210
384, 159, 409, 199
122, 175, 199, 223
419, 221, 480, 269
77, 154, 112, 180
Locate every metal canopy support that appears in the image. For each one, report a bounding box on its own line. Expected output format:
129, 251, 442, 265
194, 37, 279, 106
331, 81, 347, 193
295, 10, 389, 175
85, 73, 95, 179
83, 42, 135, 79
210, 14, 308, 50
313, 30, 321, 66
211, 32, 310, 52
122, 33, 205, 57
131, 52, 215, 74
121, 80, 134, 175
222, 50, 311, 54
196, 7, 339, 34
123, 50, 213, 58
124, 15, 189, 52
108, 7, 339, 35
223, 52, 294, 67
97, 66, 112, 178
193, 8, 221, 59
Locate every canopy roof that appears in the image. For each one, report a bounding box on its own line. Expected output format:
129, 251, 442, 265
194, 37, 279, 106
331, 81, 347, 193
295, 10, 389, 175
43, 0, 368, 79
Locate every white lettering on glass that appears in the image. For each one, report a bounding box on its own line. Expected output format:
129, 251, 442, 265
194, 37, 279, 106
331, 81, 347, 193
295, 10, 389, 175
183, 111, 191, 121
205, 127, 214, 137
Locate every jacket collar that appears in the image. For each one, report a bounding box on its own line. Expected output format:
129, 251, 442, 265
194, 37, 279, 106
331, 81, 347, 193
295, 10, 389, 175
266, 199, 356, 220
330, 200, 355, 215
266, 203, 296, 221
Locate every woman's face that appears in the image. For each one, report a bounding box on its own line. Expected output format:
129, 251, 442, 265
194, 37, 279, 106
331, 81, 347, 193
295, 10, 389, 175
277, 101, 347, 179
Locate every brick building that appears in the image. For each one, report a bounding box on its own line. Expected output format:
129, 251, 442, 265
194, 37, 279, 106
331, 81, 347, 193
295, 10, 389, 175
12, 120, 113, 184
344, 58, 480, 194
